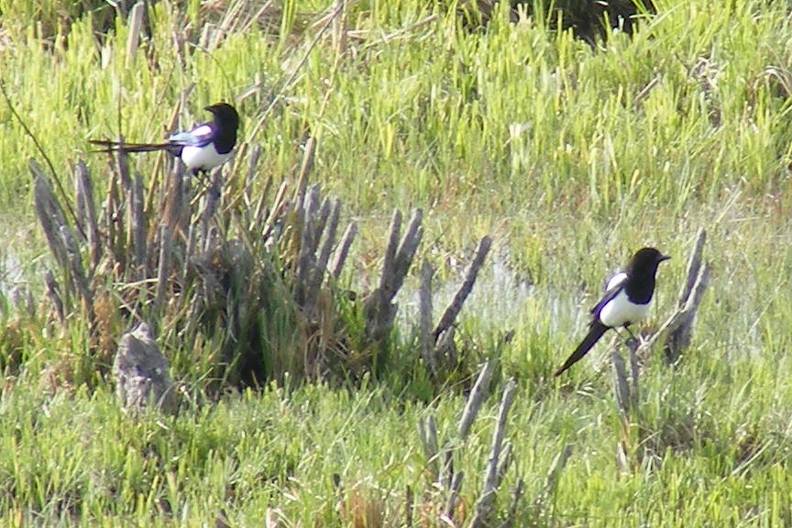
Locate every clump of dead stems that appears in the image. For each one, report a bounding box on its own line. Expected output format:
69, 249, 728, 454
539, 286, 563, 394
31, 136, 493, 392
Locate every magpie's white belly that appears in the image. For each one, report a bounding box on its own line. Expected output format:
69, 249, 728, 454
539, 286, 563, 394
599, 289, 650, 328
181, 143, 231, 172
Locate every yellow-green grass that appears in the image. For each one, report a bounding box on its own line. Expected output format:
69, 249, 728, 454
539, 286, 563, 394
1, 0, 792, 524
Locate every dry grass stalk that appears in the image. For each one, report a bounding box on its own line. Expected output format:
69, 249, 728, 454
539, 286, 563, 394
612, 340, 642, 474
470, 378, 517, 528
295, 185, 322, 307
664, 228, 709, 363
381, 210, 403, 295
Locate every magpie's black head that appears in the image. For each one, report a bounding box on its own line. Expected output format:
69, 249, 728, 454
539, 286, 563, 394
628, 247, 670, 277
205, 102, 240, 132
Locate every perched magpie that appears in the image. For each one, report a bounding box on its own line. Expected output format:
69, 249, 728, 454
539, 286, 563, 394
554, 247, 670, 376
89, 102, 240, 175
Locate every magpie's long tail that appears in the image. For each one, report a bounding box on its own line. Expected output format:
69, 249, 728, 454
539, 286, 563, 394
555, 320, 609, 376
88, 139, 174, 154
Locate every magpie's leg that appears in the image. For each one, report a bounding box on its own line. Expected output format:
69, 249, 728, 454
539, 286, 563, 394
192, 169, 212, 193
622, 325, 640, 349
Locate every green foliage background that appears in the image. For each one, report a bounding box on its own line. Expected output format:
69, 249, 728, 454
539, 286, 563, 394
1, 0, 792, 524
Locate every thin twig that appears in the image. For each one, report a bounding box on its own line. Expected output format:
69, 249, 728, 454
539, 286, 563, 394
1, 82, 81, 234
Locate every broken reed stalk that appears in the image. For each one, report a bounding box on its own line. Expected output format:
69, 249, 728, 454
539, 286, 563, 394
418, 415, 440, 478
418, 260, 436, 377
131, 173, 147, 274
532, 444, 573, 516
74, 161, 101, 269
443, 470, 464, 521
155, 224, 173, 312
125, 1, 146, 65
200, 170, 223, 252
33, 167, 70, 271
58, 225, 95, 328
637, 228, 709, 364
304, 198, 340, 313
471, 378, 517, 528
45, 270, 65, 324
363, 208, 423, 343
295, 137, 317, 203
496, 442, 514, 488
404, 486, 414, 528
500, 478, 526, 528
664, 228, 709, 363
611, 350, 631, 418
245, 144, 262, 202
295, 186, 322, 308
433, 235, 492, 341
330, 221, 357, 279
381, 210, 403, 297
458, 360, 495, 439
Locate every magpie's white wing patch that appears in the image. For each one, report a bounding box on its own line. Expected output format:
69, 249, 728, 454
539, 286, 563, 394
605, 271, 627, 292
169, 124, 214, 147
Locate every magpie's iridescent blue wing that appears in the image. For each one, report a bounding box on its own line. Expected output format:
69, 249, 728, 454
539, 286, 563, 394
168, 123, 216, 147
590, 274, 626, 319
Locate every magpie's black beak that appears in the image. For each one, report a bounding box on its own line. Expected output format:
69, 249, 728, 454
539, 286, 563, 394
658, 254, 671, 263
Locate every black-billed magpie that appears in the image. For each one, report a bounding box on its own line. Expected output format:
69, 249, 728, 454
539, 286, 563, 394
555, 247, 670, 377
89, 102, 240, 175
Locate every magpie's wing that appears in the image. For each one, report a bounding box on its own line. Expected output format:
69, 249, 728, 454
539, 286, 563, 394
590, 275, 626, 319
167, 123, 215, 147
604, 271, 627, 292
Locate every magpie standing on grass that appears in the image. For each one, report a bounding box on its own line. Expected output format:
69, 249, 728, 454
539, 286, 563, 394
89, 102, 240, 175
554, 247, 670, 377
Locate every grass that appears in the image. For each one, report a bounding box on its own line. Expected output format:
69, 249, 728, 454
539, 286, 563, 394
1, 0, 792, 524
